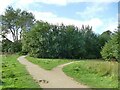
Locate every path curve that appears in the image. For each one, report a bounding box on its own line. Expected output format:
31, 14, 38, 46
18, 56, 91, 89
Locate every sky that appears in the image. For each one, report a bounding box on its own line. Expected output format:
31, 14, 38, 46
0, 0, 119, 41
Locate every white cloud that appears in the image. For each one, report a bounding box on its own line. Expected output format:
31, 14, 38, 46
76, 3, 108, 19
30, 11, 57, 20
31, 11, 103, 32
32, 10, 118, 34
0, 0, 14, 14
32, 0, 118, 6
105, 23, 118, 32
15, 0, 119, 6
0, 0, 118, 41
97, 17, 118, 34
104, 20, 118, 33
0, 0, 118, 15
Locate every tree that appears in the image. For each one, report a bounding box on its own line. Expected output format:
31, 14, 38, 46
81, 25, 101, 58
23, 21, 101, 59
22, 21, 51, 57
98, 30, 112, 48
1, 38, 13, 53
101, 31, 119, 61
1, 6, 35, 42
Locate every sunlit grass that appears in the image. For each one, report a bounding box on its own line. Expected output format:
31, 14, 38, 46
2, 54, 40, 88
63, 60, 118, 88
26, 56, 72, 70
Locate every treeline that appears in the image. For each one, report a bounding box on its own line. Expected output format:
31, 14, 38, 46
1, 6, 120, 61
22, 21, 110, 59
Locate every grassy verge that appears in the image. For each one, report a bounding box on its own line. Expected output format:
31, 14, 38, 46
0, 55, 2, 90
26, 56, 72, 70
63, 60, 118, 88
2, 54, 40, 88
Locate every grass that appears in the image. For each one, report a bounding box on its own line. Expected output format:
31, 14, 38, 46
63, 60, 118, 88
26, 56, 72, 70
1, 54, 40, 88
3, 55, 118, 88
0, 55, 2, 90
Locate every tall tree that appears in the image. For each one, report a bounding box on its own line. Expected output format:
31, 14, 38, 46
1, 6, 35, 42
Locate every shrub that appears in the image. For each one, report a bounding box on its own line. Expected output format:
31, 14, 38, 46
101, 32, 119, 61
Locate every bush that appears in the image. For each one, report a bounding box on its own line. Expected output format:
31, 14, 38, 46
101, 32, 119, 61
2, 39, 22, 53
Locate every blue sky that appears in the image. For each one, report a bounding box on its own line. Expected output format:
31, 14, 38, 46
0, 0, 119, 35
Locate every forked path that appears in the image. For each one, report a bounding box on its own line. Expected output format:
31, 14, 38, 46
18, 56, 91, 89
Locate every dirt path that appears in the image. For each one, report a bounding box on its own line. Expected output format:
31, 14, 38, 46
18, 56, 91, 89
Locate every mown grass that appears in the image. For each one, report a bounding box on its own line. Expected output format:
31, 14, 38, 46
63, 60, 118, 88
26, 56, 72, 70
1, 54, 40, 88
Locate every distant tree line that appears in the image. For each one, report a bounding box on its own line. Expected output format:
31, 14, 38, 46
22, 21, 111, 59
1, 6, 119, 61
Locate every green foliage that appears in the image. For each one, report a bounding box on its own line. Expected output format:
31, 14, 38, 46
2, 54, 40, 88
1, 6, 35, 42
101, 31, 119, 61
2, 39, 22, 53
26, 56, 72, 70
63, 60, 118, 88
98, 30, 112, 48
1, 39, 13, 53
23, 21, 101, 59
82, 27, 101, 58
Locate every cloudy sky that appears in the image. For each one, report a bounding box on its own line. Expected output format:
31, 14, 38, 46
0, 0, 119, 35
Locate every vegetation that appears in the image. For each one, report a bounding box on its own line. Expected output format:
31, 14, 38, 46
0, 55, 2, 90
26, 56, 72, 70
0, 5, 119, 89
1, 6, 35, 53
101, 30, 120, 61
1, 6, 35, 42
98, 30, 112, 48
2, 54, 40, 88
63, 60, 118, 88
23, 21, 102, 59
1, 6, 119, 61
1, 39, 22, 53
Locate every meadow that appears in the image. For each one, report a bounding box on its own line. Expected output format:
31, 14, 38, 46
63, 60, 118, 88
1, 54, 40, 88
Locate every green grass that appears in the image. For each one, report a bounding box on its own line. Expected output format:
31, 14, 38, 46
2, 54, 40, 88
26, 56, 72, 70
0, 55, 2, 90
63, 60, 118, 88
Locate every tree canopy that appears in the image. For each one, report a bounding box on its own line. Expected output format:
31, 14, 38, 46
22, 21, 102, 59
101, 29, 120, 61
1, 6, 35, 42
1, 6, 119, 61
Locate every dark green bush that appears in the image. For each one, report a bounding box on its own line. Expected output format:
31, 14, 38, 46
2, 39, 22, 53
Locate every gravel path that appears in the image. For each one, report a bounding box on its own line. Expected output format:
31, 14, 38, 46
18, 56, 91, 89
